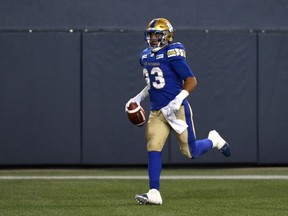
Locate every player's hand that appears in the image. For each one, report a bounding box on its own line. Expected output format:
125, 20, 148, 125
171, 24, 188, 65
166, 97, 182, 116
125, 86, 149, 112
125, 97, 141, 112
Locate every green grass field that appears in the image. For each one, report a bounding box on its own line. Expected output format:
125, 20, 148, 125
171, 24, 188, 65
0, 167, 288, 216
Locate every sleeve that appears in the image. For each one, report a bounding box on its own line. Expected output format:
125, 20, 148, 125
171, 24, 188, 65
167, 43, 194, 79
170, 59, 194, 79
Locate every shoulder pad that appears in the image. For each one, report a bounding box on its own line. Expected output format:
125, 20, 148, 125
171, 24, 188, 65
140, 48, 150, 58
167, 42, 186, 58
139, 48, 148, 59
139, 48, 150, 66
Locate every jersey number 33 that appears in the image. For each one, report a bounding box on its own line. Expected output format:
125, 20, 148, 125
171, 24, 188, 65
143, 67, 165, 89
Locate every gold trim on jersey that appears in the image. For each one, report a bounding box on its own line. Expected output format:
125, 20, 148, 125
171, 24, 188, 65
167, 48, 186, 58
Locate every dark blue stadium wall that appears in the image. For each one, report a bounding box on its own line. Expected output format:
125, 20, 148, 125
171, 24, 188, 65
0, 0, 287, 165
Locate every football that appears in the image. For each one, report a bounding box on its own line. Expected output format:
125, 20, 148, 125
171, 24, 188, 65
127, 102, 146, 127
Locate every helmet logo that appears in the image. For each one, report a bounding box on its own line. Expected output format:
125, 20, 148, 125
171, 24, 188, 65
166, 22, 173, 32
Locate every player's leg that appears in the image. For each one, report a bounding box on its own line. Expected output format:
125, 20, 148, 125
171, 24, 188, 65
175, 104, 213, 159
135, 110, 170, 205
176, 103, 231, 158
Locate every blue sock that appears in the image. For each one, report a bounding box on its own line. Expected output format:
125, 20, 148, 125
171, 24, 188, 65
190, 139, 213, 158
148, 151, 162, 190
184, 104, 213, 159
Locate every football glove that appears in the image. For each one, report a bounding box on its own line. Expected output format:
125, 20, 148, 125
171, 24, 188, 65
165, 90, 189, 116
166, 97, 182, 116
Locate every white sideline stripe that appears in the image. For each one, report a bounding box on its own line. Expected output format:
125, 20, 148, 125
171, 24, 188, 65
0, 175, 288, 180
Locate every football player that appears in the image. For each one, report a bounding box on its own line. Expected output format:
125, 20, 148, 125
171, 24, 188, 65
125, 18, 231, 205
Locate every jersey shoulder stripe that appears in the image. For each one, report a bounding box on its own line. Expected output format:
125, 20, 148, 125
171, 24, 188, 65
167, 42, 186, 59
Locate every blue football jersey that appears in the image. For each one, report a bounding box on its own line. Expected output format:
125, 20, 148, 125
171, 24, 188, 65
139, 42, 194, 111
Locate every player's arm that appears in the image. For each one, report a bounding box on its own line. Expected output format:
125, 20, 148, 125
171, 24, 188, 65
183, 76, 197, 93
169, 76, 197, 116
168, 42, 196, 97
125, 85, 149, 112
167, 53, 196, 115
125, 51, 150, 112
131, 85, 150, 104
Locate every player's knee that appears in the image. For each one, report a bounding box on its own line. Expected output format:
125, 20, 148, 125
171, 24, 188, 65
180, 149, 192, 159
147, 143, 163, 152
